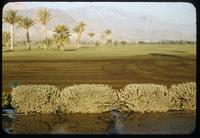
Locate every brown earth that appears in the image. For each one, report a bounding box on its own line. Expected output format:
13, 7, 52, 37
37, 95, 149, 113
2, 54, 196, 92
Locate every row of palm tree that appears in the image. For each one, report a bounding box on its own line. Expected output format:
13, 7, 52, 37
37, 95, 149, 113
3, 8, 113, 51
3, 10, 21, 51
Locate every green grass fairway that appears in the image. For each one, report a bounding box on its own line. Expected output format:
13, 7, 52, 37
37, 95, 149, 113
3, 44, 196, 91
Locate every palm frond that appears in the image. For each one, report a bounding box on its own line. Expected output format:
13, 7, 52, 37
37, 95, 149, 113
88, 32, 95, 38
104, 29, 112, 35
53, 24, 71, 46
35, 8, 52, 25
18, 16, 35, 30
3, 10, 21, 25
74, 21, 86, 33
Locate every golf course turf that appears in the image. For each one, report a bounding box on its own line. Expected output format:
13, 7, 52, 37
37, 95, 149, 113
2, 44, 196, 92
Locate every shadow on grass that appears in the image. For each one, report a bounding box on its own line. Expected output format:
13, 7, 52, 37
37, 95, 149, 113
64, 49, 76, 51
149, 53, 181, 58
170, 51, 187, 53
79, 46, 91, 49
3, 49, 33, 52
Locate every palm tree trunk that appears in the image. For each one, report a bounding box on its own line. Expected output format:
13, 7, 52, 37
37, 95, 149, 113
10, 24, 14, 51
90, 38, 93, 47
68, 39, 72, 47
6, 42, 9, 50
92, 40, 94, 47
44, 25, 47, 50
60, 45, 64, 51
75, 38, 78, 48
76, 31, 82, 48
57, 44, 60, 50
26, 29, 31, 50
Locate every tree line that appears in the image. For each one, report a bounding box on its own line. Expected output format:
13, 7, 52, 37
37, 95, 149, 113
3, 8, 118, 51
3, 8, 195, 51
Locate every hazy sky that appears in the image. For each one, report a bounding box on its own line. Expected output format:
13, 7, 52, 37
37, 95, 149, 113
5, 2, 196, 25
22, 2, 196, 24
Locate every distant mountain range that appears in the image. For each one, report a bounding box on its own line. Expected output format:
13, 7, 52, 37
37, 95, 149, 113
3, 3, 196, 42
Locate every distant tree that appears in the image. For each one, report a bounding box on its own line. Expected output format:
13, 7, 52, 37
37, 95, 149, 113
53, 24, 71, 51
95, 41, 100, 46
100, 32, 106, 45
121, 40, 127, 46
18, 16, 35, 50
3, 10, 21, 51
88, 32, 95, 47
104, 29, 112, 46
3, 31, 11, 49
113, 40, 118, 46
138, 41, 145, 44
41, 38, 53, 49
74, 21, 86, 48
106, 39, 112, 46
104, 29, 111, 37
35, 8, 52, 50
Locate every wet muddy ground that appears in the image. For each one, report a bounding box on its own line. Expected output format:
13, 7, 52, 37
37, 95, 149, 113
2, 110, 196, 134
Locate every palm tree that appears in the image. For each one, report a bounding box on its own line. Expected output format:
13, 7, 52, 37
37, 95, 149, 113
53, 24, 71, 51
104, 29, 111, 36
35, 8, 52, 50
88, 32, 95, 47
3, 31, 11, 50
74, 21, 86, 48
18, 16, 35, 50
104, 29, 112, 46
107, 39, 112, 46
100, 32, 106, 45
3, 10, 21, 51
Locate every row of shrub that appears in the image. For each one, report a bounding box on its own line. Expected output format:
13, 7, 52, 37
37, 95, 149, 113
9, 82, 196, 113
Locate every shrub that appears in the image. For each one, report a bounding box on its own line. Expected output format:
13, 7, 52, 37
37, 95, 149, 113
11, 85, 60, 113
95, 41, 100, 46
120, 41, 127, 46
2, 92, 11, 109
118, 84, 170, 112
168, 82, 196, 111
9, 82, 196, 113
138, 41, 145, 44
59, 84, 118, 113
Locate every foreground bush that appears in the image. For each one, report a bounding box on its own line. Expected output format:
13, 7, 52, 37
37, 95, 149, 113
117, 84, 170, 112
11, 85, 60, 113
2, 92, 11, 109
169, 82, 196, 111
9, 82, 196, 113
59, 84, 118, 113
